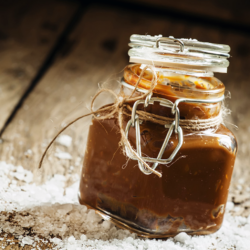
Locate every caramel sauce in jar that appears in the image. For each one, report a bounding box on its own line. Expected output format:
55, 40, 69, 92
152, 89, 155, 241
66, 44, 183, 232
78, 64, 237, 238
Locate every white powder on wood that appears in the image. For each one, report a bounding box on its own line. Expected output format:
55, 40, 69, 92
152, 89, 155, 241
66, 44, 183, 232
56, 135, 72, 147
54, 148, 72, 160
0, 161, 250, 249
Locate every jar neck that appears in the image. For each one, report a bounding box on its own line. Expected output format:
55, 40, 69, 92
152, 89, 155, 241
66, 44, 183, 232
123, 64, 225, 120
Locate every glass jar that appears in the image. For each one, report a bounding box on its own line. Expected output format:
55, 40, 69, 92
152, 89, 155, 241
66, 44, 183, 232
78, 35, 237, 238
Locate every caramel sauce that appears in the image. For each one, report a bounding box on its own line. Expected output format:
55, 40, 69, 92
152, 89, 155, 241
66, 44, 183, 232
79, 116, 236, 237
78, 65, 237, 237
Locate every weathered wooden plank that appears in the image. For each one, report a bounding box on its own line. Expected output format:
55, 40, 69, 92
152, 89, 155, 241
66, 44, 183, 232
0, 231, 53, 249
120, 0, 250, 28
0, 0, 78, 131
0, 4, 250, 185
1, 4, 250, 248
1, 5, 160, 176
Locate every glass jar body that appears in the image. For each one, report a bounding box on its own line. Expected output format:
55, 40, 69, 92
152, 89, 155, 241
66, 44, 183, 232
79, 116, 236, 237
78, 65, 237, 237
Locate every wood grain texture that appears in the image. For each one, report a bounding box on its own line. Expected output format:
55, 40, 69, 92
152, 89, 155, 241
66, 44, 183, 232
0, 231, 53, 249
1, 4, 250, 248
1, 5, 145, 178
0, 0, 77, 131
120, 0, 250, 27
1, 4, 250, 184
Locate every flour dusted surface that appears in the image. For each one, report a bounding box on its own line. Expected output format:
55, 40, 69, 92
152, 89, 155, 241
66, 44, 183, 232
0, 161, 250, 250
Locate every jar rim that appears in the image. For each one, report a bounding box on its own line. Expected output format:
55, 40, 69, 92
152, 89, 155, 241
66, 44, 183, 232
124, 64, 225, 100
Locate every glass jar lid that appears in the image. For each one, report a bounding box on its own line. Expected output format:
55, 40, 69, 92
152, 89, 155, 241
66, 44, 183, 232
128, 35, 230, 77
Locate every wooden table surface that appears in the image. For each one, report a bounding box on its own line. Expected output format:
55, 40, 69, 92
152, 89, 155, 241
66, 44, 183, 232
0, 0, 250, 248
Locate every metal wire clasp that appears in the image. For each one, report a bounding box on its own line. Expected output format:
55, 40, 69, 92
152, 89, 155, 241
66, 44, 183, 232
124, 95, 183, 175
156, 37, 185, 52
121, 78, 225, 175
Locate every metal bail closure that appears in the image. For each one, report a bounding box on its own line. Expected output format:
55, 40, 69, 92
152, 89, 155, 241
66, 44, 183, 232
128, 34, 231, 75
156, 37, 185, 52
124, 96, 183, 175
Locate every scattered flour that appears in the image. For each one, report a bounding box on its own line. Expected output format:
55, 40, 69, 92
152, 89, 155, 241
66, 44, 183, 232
9, 165, 33, 183
226, 201, 234, 211
21, 236, 34, 246
0, 161, 250, 249
174, 232, 191, 244
24, 149, 33, 158
56, 135, 72, 147
55, 148, 72, 160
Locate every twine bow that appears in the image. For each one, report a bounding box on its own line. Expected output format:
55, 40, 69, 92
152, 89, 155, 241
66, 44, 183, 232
39, 64, 224, 178
39, 65, 162, 177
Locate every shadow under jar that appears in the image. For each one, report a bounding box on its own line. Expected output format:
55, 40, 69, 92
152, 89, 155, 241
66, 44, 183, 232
78, 35, 237, 238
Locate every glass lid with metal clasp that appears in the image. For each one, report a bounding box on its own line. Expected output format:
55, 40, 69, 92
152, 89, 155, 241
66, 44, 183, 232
78, 34, 237, 238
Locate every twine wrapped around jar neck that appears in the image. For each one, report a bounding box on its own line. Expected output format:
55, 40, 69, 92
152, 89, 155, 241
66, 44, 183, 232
39, 64, 224, 178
